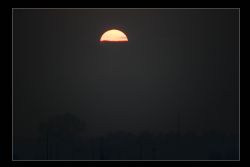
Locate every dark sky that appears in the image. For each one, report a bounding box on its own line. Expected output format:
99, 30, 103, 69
13, 9, 239, 137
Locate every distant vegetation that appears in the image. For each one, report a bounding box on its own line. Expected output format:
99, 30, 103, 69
13, 113, 239, 160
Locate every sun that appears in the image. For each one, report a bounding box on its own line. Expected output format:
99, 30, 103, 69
100, 29, 128, 42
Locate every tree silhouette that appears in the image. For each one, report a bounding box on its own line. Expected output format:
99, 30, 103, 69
33, 115, 238, 160
38, 113, 85, 159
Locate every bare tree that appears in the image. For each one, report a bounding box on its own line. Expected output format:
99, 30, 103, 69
38, 113, 85, 159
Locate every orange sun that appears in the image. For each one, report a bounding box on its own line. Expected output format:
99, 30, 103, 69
100, 29, 128, 42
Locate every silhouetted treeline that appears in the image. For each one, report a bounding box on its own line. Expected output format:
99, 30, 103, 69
13, 113, 239, 160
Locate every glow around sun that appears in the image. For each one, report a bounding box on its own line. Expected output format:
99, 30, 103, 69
100, 29, 128, 42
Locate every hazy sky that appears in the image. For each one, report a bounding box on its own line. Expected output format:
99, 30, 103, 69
13, 9, 239, 137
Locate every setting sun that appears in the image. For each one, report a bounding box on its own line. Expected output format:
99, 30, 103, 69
100, 29, 128, 42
